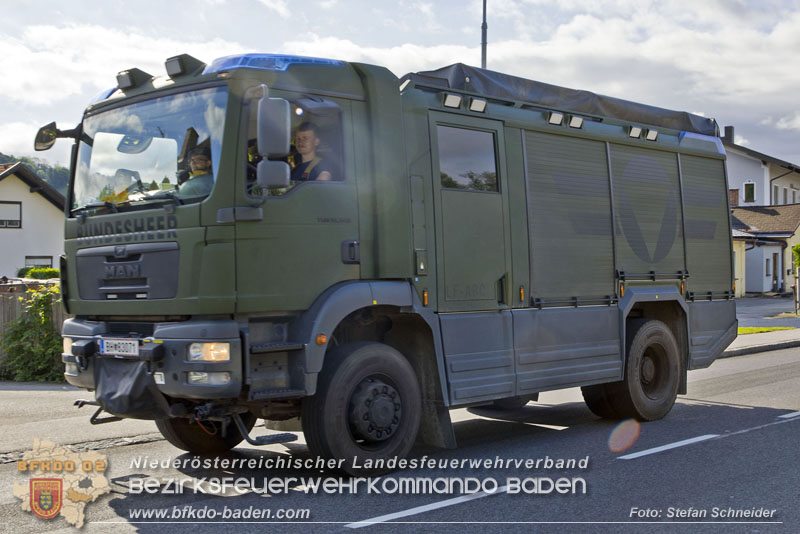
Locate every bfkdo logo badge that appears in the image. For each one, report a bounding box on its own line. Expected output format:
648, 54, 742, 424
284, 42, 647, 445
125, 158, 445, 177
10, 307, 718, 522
30, 478, 63, 519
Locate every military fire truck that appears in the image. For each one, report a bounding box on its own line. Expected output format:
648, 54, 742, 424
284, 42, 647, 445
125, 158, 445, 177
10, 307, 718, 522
37, 53, 736, 473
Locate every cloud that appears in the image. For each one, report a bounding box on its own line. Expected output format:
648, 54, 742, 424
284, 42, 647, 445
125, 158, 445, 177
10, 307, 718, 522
776, 113, 800, 131
283, 34, 477, 76
257, 0, 291, 18
413, 2, 442, 31
0, 25, 246, 106
0, 121, 72, 166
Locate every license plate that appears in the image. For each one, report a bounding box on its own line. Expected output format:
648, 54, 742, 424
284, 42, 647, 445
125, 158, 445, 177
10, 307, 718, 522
99, 338, 139, 356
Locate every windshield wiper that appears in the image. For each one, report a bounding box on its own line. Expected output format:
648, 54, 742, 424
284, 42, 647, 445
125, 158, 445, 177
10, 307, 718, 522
145, 191, 185, 206
70, 201, 118, 217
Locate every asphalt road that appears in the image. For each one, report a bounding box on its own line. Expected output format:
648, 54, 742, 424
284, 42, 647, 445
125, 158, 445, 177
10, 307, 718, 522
1, 347, 799, 533
735, 296, 800, 328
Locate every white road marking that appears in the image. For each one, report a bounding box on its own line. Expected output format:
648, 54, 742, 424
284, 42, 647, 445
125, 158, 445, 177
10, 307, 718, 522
619, 414, 800, 460
345, 486, 508, 528
617, 434, 718, 460
346, 415, 800, 527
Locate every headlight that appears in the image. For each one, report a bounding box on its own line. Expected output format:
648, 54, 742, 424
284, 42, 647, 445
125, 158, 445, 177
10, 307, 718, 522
63, 337, 73, 355
188, 371, 231, 385
187, 342, 230, 362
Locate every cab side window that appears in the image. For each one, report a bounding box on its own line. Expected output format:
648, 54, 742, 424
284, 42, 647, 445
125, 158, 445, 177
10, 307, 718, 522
246, 95, 344, 197
437, 125, 498, 192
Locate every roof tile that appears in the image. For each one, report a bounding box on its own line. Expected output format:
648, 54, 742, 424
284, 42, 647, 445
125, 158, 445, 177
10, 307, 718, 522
731, 204, 800, 234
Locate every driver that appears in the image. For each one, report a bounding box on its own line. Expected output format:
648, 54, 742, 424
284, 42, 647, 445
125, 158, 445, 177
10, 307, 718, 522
178, 147, 214, 198
291, 122, 333, 181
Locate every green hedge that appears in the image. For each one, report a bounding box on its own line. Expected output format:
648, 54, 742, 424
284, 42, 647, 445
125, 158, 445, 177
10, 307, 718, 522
16, 267, 59, 279
0, 285, 63, 382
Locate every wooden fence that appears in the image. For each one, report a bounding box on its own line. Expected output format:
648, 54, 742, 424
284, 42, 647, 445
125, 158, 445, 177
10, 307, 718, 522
0, 285, 69, 358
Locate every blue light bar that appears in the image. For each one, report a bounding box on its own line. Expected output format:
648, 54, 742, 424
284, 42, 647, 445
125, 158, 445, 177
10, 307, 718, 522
679, 131, 726, 155
203, 54, 345, 75
89, 87, 116, 104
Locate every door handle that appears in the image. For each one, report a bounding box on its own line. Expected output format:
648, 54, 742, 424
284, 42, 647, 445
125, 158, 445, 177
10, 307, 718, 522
341, 240, 360, 265
498, 273, 508, 304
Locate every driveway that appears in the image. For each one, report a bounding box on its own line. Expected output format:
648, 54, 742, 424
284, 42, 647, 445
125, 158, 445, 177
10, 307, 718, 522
735, 296, 800, 327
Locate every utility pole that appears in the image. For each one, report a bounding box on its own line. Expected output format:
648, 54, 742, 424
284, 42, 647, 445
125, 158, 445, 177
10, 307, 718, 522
481, 0, 487, 69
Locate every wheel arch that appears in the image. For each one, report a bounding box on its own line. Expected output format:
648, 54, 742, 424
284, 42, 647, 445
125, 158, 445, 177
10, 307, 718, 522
298, 281, 455, 449
619, 286, 690, 395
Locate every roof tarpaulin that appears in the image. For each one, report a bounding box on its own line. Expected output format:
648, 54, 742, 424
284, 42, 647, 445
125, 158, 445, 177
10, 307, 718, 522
403, 63, 718, 137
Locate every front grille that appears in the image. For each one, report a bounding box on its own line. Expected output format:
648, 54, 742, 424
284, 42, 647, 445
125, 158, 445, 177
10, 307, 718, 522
76, 242, 179, 300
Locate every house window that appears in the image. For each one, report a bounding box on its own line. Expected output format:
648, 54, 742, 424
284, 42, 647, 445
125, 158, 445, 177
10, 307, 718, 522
766, 258, 771, 277
773, 184, 779, 204
744, 182, 755, 203
784, 188, 789, 205
25, 256, 53, 268
0, 201, 21, 228
793, 190, 797, 204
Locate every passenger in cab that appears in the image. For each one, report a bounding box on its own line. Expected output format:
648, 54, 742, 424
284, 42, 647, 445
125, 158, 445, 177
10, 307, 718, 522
177, 146, 214, 198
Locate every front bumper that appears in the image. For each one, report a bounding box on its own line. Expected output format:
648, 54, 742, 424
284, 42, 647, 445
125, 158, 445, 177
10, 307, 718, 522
62, 317, 244, 403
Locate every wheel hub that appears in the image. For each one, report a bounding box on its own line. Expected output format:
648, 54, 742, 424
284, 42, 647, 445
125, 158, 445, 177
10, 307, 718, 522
641, 356, 656, 384
349, 378, 402, 442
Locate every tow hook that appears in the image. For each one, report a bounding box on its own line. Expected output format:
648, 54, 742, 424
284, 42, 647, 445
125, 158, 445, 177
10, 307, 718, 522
229, 413, 297, 446
74, 399, 122, 425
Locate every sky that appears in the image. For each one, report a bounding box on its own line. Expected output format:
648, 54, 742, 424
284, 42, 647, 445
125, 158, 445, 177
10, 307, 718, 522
2, 0, 800, 168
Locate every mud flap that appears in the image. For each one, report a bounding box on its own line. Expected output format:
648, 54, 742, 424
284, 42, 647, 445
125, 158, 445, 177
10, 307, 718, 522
94, 358, 170, 419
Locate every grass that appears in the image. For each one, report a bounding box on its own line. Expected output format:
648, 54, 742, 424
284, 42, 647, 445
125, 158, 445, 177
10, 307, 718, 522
766, 312, 800, 319
737, 326, 796, 335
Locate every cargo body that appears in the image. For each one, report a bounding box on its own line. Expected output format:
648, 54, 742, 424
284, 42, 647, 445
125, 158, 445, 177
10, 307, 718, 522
50, 54, 736, 472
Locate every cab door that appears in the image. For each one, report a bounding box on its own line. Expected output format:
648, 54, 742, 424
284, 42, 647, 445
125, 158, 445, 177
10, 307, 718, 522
234, 96, 360, 314
429, 112, 512, 312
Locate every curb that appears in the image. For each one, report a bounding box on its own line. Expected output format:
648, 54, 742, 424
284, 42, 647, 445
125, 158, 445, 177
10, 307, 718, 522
722, 340, 800, 358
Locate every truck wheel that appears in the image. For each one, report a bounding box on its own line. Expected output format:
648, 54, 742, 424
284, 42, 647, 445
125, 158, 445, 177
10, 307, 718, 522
156, 413, 256, 454
491, 393, 539, 410
612, 319, 681, 421
581, 384, 619, 419
301, 342, 422, 475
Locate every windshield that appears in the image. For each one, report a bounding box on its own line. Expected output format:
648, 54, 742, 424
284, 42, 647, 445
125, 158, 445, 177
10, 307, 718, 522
73, 86, 227, 212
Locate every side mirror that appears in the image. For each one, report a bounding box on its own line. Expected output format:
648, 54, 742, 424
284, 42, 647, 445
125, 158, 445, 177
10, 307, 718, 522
34, 122, 58, 151
257, 160, 290, 190
257, 97, 290, 157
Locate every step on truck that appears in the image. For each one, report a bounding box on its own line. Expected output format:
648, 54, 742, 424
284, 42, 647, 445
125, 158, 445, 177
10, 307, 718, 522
37, 54, 737, 474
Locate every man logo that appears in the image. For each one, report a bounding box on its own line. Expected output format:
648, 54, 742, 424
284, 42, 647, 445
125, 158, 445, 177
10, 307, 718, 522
114, 245, 127, 258
30, 479, 62, 519
104, 263, 141, 279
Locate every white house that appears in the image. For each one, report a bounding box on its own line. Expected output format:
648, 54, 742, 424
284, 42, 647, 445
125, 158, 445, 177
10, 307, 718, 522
731, 205, 800, 294
0, 162, 65, 278
723, 126, 800, 207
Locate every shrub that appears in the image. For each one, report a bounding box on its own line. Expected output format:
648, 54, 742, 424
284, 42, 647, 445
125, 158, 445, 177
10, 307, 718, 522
25, 268, 60, 280
0, 285, 63, 382
16, 266, 32, 277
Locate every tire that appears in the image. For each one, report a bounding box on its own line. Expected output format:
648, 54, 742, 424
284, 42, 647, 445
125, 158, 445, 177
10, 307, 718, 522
301, 342, 422, 475
491, 393, 539, 410
612, 319, 681, 421
156, 412, 256, 454
581, 384, 619, 419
